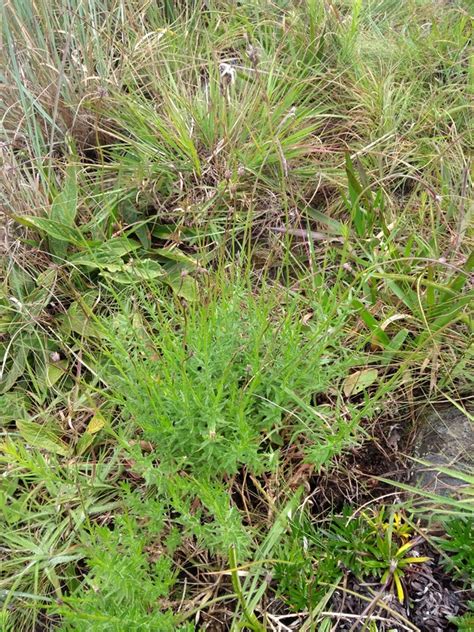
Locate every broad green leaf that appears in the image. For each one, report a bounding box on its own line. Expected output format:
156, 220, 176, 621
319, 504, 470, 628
70, 237, 141, 269
14, 216, 82, 245
154, 247, 199, 267
50, 166, 78, 258
382, 328, 410, 363
352, 299, 391, 346
343, 368, 378, 397
100, 259, 164, 284
0, 348, 27, 394
62, 301, 100, 339
386, 280, 417, 312
0, 392, 28, 426
36, 268, 58, 290
152, 224, 198, 241
16, 419, 69, 456
306, 208, 345, 235
119, 200, 151, 249
46, 360, 68, 387
163, 265, 198, 301
442, 250, 474, 301
8, 264, 35, 299
75, 432, 95, 456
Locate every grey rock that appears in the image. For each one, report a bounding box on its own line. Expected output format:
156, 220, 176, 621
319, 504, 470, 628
413, 405, 473, 494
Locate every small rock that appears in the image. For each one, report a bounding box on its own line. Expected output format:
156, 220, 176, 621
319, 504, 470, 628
412, 405, 473, 494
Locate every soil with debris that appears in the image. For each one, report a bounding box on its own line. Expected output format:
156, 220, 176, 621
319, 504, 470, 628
306, 404, 474, 631
329, 551, 471, 632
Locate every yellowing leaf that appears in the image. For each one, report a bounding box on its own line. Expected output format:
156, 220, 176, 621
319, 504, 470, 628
393, 572, 405, 603
86, 412, 106, 435
402, 556, 431, 564
343, 368, 378, 397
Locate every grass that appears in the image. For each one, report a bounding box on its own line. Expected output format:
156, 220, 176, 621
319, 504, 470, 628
1, 0, 473, 629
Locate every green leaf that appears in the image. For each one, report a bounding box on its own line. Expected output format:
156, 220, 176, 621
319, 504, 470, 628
152, 224, 198, 241
382, 328, 410, 363
0, 347, 27, 394
343, 368, 378, 397
75, 432, 95, 456
306, 208, 345, 235
14, 215, 82, 246
386, 280, 417, 312
0, 392, 28, 426
8, 264, 35, 299
75, 412, 106, 455
62, 301, 100, 339
243, 490, 303, 615
352, 299, 391, 346
442, 251, 474, 301
163, 265, 198, 300
49, 166, 78, 258
154, 247, 199, 267
69, 237, 141, 270
100, 258, 164, 284
16, 419, 69, 456
119, 200, 152, 249
46, 360, 68, 387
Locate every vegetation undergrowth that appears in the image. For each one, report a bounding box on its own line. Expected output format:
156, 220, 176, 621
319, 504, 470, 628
1, 0, 472, 630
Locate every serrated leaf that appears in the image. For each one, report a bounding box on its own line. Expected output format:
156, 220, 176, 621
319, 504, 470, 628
16, 419, 69, 456
343, 368, 378, 397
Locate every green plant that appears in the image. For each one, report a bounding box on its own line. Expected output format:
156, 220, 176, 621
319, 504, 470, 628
359, 508, 431, 604
1, 0, 472, 629
437, 517, 474, 585
96, 277, 361, 478
54, 488, 188, 631
276, 506, 431, 610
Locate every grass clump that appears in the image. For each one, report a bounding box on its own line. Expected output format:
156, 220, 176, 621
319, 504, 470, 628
1, 0, 473, 630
